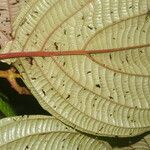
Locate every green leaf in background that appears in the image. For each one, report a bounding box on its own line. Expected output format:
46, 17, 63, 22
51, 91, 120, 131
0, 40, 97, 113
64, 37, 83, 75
0, 93, 16, 117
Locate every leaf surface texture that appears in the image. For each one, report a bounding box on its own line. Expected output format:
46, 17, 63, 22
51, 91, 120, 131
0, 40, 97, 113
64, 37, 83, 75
0, 115, 111, 150
0, 0, 30, 49
1, 0, 150, 137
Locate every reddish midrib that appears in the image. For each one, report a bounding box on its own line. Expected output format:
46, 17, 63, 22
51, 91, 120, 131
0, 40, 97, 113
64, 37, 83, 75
0, 44, 149, 59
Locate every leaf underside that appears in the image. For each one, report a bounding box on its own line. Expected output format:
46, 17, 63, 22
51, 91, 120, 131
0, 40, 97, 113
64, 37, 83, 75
0, 115, 111, 150
1, 0, 150, 137
0, 0, 30, 49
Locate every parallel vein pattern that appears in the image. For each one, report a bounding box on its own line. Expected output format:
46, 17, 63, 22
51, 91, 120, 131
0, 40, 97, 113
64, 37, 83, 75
2, 0, 150, 137
0, 115, 111, 149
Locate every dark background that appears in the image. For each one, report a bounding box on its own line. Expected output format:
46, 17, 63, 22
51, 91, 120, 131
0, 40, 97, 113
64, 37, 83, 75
0, 61, 49, 115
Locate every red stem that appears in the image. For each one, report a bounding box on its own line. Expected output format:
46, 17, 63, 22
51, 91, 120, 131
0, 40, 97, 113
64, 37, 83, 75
0, 44, 149, 59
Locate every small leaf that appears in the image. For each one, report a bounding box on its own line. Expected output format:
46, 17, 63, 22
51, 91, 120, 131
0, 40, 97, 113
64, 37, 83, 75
0, 93, 15, 117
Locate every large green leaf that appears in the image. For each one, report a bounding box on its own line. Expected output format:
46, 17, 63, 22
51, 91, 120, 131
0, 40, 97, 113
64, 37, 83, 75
1, 0, 150, 137
0, 115, 111, 149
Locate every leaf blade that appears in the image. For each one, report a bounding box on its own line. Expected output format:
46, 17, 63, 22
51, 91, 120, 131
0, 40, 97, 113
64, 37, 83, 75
0, 115, 111, 150
2, 0, 150, 137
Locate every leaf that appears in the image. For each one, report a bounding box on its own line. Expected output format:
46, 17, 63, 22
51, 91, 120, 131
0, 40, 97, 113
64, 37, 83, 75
1, 0, 150, 137
0, 93, 16, 117
113, 133, 150, 150
0, 0, 30, 49
0, 115, 111, 150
